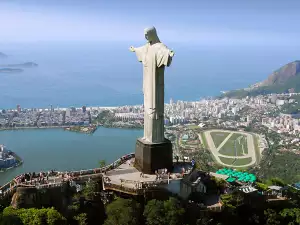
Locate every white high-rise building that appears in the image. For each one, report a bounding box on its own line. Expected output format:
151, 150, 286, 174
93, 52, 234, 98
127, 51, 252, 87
232, 107, 237, 115
65, 109, 71, 117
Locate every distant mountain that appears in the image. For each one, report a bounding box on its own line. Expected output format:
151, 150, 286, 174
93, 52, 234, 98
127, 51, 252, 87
223, 60, 300, 98
0, 52, 7, 58
252, 60, 300, 88
0, 68, 23, 73
0, 62, 38, 68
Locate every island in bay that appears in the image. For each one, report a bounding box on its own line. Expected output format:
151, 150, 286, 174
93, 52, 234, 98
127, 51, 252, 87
0, 62, 38, 68
0, 144, 23, 172
0, 68, 24, 73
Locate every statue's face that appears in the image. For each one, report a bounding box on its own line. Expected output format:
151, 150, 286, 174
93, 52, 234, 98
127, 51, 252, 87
144, 32, 149, 41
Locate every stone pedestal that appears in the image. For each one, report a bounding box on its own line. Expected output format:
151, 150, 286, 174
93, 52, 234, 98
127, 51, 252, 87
135, 138, 173, 174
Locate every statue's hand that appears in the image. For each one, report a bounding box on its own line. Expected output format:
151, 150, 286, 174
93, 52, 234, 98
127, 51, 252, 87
129, 46, 135, 52
169, 50, 175, 57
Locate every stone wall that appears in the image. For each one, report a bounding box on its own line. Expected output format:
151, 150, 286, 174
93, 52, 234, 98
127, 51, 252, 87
11, 183, 73, 211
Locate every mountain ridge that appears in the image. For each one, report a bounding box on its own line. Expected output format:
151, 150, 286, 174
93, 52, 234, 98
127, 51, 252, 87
0, 52, 7, 58
223, 60, 300, 98
251, 60, 300, 88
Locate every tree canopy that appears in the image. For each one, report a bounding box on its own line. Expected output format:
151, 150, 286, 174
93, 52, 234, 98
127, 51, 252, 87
104, 198, 141, 225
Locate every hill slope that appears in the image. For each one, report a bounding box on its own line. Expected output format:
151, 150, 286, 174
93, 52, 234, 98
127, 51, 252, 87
0, 52, 7, 58
223, 61, 300, 98
253, 60, 300, 88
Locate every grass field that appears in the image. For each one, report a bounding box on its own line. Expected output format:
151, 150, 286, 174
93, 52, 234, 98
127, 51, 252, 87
210, 131, 230, 148
219, 157, 236, 165
200, 132, 208, 149
232, 157, 252, 166
253, 134, 261, 163
219, 133, 248, 156
219, 156, 252, 166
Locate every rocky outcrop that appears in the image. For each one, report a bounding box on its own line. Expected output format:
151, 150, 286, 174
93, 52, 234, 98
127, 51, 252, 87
11, 187, 38, 209
11, 184, 73, 211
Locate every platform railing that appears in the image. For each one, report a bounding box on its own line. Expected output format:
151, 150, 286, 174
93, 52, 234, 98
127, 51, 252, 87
0, 153, 135, 198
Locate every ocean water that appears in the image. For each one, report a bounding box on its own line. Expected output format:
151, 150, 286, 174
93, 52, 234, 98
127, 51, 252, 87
0, 41, 299, 109
0, 127, 143, 185
0, 41, 299, 184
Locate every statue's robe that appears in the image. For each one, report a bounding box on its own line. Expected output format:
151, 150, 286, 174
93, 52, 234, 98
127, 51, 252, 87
135, 42, 172, 143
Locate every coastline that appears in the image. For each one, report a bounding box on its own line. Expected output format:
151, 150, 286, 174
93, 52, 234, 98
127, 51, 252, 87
0, 126, 70, 131
0, 124, 143, 132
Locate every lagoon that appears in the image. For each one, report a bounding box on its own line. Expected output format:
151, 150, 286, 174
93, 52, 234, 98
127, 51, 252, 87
0, 127, 143, 185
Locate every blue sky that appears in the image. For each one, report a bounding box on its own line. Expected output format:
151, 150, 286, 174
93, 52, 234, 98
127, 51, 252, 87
1, 0, 300, 45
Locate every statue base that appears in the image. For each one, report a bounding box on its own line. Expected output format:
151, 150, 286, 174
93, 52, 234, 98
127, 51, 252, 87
134, 138, 173, 174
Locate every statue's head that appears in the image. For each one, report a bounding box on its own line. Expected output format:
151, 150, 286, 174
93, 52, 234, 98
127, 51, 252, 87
144, 27, 160, 44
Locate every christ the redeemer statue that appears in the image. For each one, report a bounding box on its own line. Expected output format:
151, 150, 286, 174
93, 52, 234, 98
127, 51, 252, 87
129, 26, 174, 144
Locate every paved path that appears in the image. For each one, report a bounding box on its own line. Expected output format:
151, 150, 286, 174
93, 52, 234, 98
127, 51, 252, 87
202, 129, 257, 168
216, 133, 233, 151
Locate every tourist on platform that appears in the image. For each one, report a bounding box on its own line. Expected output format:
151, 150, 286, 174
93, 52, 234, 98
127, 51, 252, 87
191, 159, 195, 167
155, 170, 158, 181
181, 167, 185, 177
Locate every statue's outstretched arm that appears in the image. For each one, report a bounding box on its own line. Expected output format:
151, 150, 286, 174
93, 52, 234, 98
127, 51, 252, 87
129, 46, 135, 52
169, 50, 175, 57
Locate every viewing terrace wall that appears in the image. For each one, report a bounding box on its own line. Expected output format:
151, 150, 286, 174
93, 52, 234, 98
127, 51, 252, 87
0, 153, 135, 199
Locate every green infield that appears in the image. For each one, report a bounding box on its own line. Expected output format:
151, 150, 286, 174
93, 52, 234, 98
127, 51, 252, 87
219, 156, 252, 166
210, 131, 230, 148
219, 133, 248, 156
219, 157, 236, 165
233, 157, 252, 166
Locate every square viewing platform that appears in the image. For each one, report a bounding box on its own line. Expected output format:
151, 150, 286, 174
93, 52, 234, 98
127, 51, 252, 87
102, 158, 192, 195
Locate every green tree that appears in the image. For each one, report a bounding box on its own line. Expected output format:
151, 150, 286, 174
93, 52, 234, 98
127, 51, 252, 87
269, 177, 286, 187
0, 207, 23, 225
1, 207, 66, 225
99, 160, 106, 168
256, 182, 269, 191
143, 197, 185, 225
74, 213, 88, 225
163, 197, 185, 225
46, 207, 67, 225
104, 198, 141, 225
264, 209, 281, 225
82, 180, 98, 200
143, 199, 165, 225
280, 208, 300, 225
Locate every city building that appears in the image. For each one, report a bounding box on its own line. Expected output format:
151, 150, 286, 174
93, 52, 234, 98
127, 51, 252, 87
0, 145, 18, 169
17, 105, 21, 113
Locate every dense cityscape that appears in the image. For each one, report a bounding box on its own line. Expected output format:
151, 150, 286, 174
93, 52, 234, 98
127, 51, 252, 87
2, 92, 300, 135
1, 93, 300, 224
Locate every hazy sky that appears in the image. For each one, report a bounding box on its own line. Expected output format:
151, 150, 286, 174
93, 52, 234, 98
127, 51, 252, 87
1, 0, 300, 45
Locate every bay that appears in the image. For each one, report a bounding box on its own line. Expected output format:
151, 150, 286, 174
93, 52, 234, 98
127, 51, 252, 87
0, 127, 143, 185
1, 42, 300, 109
